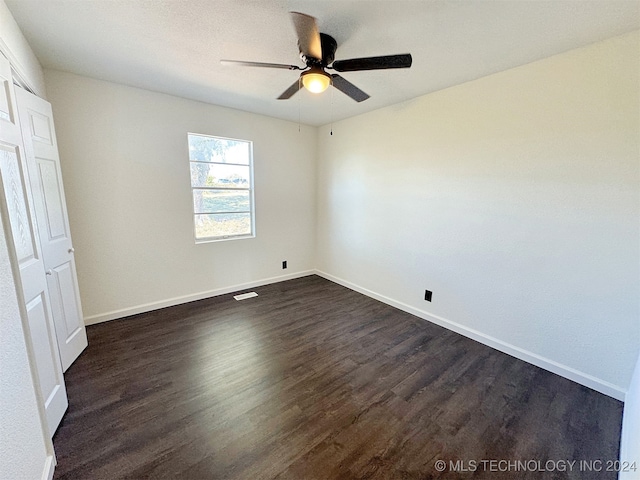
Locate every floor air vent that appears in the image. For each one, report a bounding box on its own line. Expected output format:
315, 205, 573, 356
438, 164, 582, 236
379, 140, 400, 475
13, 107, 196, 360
233, 292, 258, 301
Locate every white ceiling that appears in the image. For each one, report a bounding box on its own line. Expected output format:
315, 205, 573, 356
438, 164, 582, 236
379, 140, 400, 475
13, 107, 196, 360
6, 0, 639, 126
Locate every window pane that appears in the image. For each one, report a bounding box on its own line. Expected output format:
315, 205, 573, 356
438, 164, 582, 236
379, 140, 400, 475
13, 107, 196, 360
188, 134, 250, 165
195, 213, 252, 239
190, 163, 250, 188
193, 190, 250, 214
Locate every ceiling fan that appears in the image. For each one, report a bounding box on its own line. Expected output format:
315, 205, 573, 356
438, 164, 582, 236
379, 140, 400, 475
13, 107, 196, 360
221, 12, 412, 102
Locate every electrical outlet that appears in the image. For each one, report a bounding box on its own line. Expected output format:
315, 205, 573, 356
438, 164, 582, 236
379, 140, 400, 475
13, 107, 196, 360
282, 260, 287, 269
424, 290, 432, 302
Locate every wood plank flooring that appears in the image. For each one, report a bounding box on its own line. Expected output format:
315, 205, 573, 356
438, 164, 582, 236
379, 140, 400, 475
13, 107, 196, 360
52, 275, 623, 479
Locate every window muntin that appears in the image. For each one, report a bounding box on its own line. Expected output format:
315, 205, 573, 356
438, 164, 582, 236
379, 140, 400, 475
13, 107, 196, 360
188, 134, 254, 242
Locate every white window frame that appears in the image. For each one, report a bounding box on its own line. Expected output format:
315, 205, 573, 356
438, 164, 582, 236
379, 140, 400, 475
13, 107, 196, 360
188, 133, 255, 243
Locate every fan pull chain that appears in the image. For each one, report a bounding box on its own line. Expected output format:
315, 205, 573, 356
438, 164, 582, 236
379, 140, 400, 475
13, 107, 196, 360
330, 77, 334, 136
298, 76, 301, 132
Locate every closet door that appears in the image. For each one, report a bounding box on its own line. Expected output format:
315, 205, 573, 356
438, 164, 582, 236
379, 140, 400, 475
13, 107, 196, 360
16, 88, 87, 372
0, 55, 67, 435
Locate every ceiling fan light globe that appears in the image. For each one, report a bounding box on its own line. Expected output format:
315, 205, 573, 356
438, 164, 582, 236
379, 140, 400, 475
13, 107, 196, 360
302, 70, 331, 94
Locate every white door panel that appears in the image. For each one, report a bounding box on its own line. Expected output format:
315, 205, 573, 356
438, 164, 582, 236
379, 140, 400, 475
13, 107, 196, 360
16, 87, 87, 372
48, 260, 85, 342
37, 157, 68, 262
0, 53, 68, 435
25, 292, 66, 421
27, 294, 58, 398
0, 146, 37, 264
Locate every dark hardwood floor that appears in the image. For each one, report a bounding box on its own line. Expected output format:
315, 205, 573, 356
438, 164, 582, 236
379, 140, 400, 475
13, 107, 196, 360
53, 275, 623, 479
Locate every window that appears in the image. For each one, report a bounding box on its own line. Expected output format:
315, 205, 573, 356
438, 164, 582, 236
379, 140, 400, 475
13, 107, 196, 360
188, 133, 254, 242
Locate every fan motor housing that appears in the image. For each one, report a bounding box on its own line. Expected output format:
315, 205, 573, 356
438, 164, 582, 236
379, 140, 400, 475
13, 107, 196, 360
319, 33, 337, 66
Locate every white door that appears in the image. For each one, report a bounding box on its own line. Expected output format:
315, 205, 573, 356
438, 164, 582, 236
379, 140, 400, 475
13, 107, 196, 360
0, 54, 68, 435
16, 88, 88, 372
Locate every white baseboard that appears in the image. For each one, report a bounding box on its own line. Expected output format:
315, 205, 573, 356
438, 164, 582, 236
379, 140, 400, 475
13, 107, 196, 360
83, 270, 315, 325
315, 270, 626, 401
41, 454, 55, 480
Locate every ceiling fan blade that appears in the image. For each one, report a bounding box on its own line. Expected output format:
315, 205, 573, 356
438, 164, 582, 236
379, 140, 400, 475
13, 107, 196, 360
277, 79, 301, 100
220, 59, 302, 70
331, 74, 369, 102
290, 12, 322, 60
332, 54, 412, 72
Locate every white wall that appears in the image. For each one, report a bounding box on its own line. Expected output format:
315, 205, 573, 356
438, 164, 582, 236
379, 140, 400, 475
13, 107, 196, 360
0, 0, 45, 96
619, 350, 640, 480
0, 214, 52, 480
317, 31, 639, 399
620, 352, 640, 479
44, 70, 317, 323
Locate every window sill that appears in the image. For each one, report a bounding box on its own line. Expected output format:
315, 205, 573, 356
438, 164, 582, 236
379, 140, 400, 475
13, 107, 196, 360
195, 233, 255, 244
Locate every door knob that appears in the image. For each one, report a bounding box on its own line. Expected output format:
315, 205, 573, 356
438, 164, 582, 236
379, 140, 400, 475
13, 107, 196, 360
46, 270, 53, 276
68, 247, 75, 253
